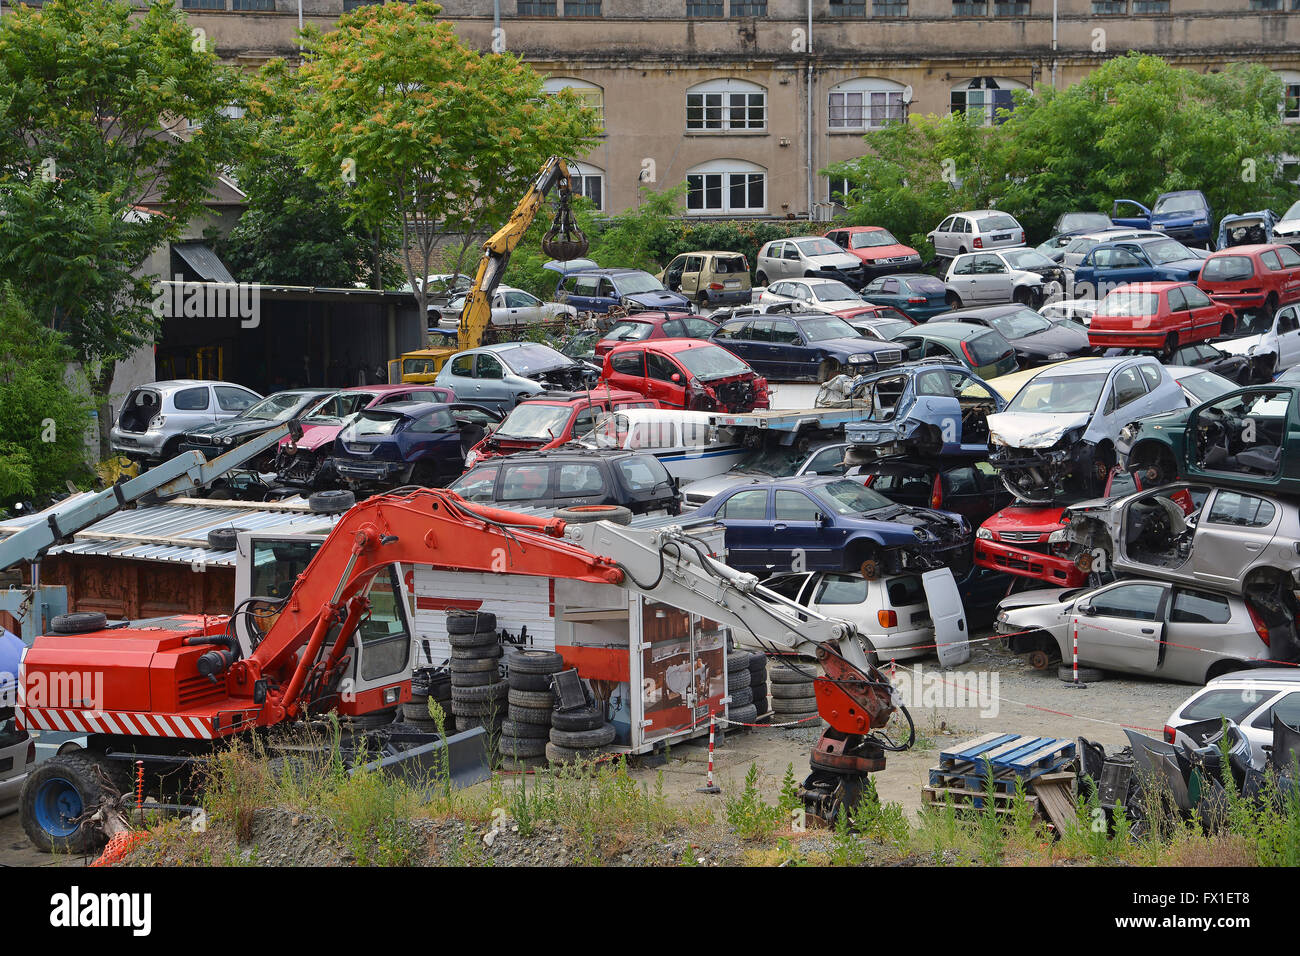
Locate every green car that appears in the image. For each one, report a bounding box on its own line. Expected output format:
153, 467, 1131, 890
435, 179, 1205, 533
892, 321, 1020, 381
1124, 384, 1300, 493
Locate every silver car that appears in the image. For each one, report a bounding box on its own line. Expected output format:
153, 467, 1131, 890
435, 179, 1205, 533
995, 579, 1273, 683
755, 237, 864, 289
1054, 483, 1300, 601
110, 379, 263, 464
433, 342, 595, 410
927, 210, 1026, 259
442, 285, 578, 330
681, 441, 854, 508
1166, 670, 1300, 765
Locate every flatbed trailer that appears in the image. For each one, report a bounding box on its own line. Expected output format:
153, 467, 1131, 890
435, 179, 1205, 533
707, 404, 871, 445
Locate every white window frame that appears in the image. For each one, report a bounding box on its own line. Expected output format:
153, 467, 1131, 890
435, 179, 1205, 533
543, 77, 605, 130
686, 78, 767, 132
827, 78, 908, 132
1279, 71, 1300, 123
568, 161, 605, 211
685, 160, 767, 216
949, 76, 1027, 127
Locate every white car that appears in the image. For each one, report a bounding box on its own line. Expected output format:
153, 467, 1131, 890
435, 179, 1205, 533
943, 249, 1064, 307
755, 237, 863, 288
764, 569, 968, 665
1165, 365, 1239, 405
927, 210, 1026, 259
1214, 302, 1300, 378
0, 712, 33, 818
1040, 298, 1101, 327
442, 285, 577, 329
757, 277, 866, 313
1165, 669, 1300, 765
1273, 199, 1300, 248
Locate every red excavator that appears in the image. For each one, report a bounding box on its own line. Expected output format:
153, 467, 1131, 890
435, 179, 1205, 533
17, 489, 912, 850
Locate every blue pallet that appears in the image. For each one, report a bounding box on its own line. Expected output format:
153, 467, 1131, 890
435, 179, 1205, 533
930, 733, 1075, 793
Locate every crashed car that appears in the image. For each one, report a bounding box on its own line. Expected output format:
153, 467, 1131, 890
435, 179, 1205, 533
179, 388, 335, 467
1214, 301, 1300, 381
331, 401, 503, 490
690, 476, 971, 581
1216, 211, 1278, 251
987, 356, 1187, 503
600, 340, 770, 413
821, 362, 1005, 462
1124, 383, 1300, 494
463, 388, 654, 467
433, 342, 599, 411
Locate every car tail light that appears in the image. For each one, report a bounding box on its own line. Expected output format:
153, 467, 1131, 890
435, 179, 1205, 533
1247, 602, 1271, 646
1163, 725, 1176, 744
709, 282, 724, 290
878, 609, 898, 628
907, 296, 926, 304
931, 472, 943, 509
1020, 231, 1026, 244
960, 340, 977, 364
863, 474, 877, 486
973, 237, 983, 249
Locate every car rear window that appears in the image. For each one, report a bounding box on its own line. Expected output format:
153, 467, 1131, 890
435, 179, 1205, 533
352, 411, 403, 437
977, 215, 1019, 232
713, 256, 747, 274
964, 329, 1014, 366
905, 276, 947, 294
886, 575, 926, 608
1178, 687, 1270, 725
1202, 256, 1254, 282
605, 321, 653, 343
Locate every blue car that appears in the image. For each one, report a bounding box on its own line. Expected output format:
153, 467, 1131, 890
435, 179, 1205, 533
1112, 190, 1214, 248
331, 401, 503, 489
691, 476, 970, 579
833, 361, 1006, 460
859, 273, 953, 322
1071, 235, 1205, 299
709, 309, 904, 383
555, 268, 692, 315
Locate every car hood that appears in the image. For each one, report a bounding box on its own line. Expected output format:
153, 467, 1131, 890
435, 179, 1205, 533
848, 243, 918, 261
279, 422, 345, 451
1012, 325, 1091, 356
806, 253, 862, 272
1275, 217, 1300, 237
988, 411, 1091, 449
853, 503, 968, 537
1215, 334, 1265, 356
821, 336, 896, 355
984, 504, 1068, 533
626, 291, 690, 309
998, 587, 1076, 613
682, 474, 754, 500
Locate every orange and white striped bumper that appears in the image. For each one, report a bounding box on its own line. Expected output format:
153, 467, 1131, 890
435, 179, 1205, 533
19, 707, 214, 739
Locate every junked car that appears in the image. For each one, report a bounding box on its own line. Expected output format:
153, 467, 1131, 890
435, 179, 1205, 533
859, 273, 953, 322
331, 401, 503, 490
1273, 199, 1300, 249
659, 251, 752, 307
110, 380, 263, 466
942, 249, 1067, 308
1070, 237, 1208, 299
601, 340, 770, 413
927, 210, 1026, 259
757, 277, 868, 314
823, 226, 923, 280
862, 458, 1012, 529
441, 285, 577, 329
593, 313, 719, 360
987, 356, 1188, 502
1197, 243, 1300, 322
943, 304, 1093, 368
179, 388, 336, 466
680, 440, 857, 508
574, 408, 747, 485
995, 578, 1277, 683
892, 322, 1020, 381
555, 268, 692, 315
434, 342, 598, 410
1216, 211, 1278, 251
1111, 190, 1214, 248
1086, 282, 1232, 352
1166, 670, 1300, 766
462, 388, 654, 467
755, 237, 864, 289
709, 310, 903, 383
842, 307, 915, 342
1058, 229, 1166, 274
1214, 302, 1300, 381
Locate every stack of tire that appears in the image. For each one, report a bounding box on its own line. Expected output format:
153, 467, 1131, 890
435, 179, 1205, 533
546, 701, 617, 766
769, 657, 819, 726
401, 669, 453, 732
748, 652, 769, 720
725, 649, 758, 731
498, 649, 566, 768
446, 610, 507, 736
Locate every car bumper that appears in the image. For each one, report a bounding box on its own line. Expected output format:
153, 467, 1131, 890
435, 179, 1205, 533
109, 429, 167, 459
178, 441, 220, 460
974, 540, 1086, 587
1087, 328, 1171, 349
704, 288, 752, 305
334, 459, 412, 483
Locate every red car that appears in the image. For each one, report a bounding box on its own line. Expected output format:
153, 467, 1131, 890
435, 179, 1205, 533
274, 383, 453, 487
836, 302, 917, 334
1087, 281, 1233, 352
823, 225, 923, 280
463, 387, 655, 467
601, 340, 770, 412
593, 312, 720, 360
1197, 243, 1300, 319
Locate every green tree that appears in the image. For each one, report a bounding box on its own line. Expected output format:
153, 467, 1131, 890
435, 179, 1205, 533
254, 0, 600, 316
0, 286, 95, 508
0, 0, 244, 385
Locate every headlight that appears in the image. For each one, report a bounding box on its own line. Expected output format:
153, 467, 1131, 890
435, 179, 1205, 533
1152, 223, 1166, 230
1047, 529, 1067, 544
848, 353, 872, 363
464, 450, 479, 467
976, 527, 993, 540
222, 436, 234, 446
1194, 219, 1208, 226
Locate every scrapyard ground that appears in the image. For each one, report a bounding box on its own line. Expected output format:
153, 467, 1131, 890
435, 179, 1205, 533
4, 638, 1224, 868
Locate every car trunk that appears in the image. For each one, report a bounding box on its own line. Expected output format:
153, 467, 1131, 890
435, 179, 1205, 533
118, 387, 162, 433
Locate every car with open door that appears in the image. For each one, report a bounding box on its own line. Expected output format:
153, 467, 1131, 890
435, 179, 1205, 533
600, 340, 770, 412
1111, 190, 1213, 248
1214, 302, 1300, 381
658, 251, 752, 307
331, 401, 503, 490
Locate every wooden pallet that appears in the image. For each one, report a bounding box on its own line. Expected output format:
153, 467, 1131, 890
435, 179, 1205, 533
923, 733, 1078, 818
921, 785, 1042, 815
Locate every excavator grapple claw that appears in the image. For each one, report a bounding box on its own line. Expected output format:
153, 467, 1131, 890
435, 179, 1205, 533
541, 191, 588, 261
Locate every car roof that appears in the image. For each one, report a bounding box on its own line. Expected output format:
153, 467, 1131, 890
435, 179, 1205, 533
792, 277, 856, 288
944, 305, 1028, 319
1204, 668, 1300, 687
1207, 244, 1281, 256
567, 268, 650, 277
904, 321, 996, 340
470, 447, 650, 463
675, 250, 744, 257
520, 388, 645, 405
608, 338, 718, 354
1103, 281, 1185, 293
956, 209, 1014, 217
341, 383, 447, 394
360, 400, 451, 417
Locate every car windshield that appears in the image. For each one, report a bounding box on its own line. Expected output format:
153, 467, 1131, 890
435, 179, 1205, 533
796, 238, 842, 257
1202, 256, 1254, 282
850, 230, 900, 249
676, 345, 751, 381
497, 344, 572, 374
1008, 372, 1107, 414
983, 307, 1052, 339
1001, 249, 1056, 271
812, 480, 894, 515
800, 315, 860, 341
612, 272, 667, 295
495, 403, 572, 439
1176, 369, 1237, 403
604, 321, 653, 342
1097, 291, 1158, 317
1153, 194, 1206, 215
242, 392, 318, 422
868, 319, 912, 338
1060, 213, 1111, 233
977, 214, 1019, 231
1142, 238, 1197, 264
811, 281, 859, 302
729, 445, 808, 477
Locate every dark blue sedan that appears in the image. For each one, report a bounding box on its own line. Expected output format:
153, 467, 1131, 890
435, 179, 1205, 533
331, 401, 503, 489
709, 310, 904, 383
691, 476, 971, 579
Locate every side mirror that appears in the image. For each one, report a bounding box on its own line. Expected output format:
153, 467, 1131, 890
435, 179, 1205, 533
1078, 604, 1098, 617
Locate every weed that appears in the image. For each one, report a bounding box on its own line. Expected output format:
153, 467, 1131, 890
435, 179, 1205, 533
724, 763, 780, 841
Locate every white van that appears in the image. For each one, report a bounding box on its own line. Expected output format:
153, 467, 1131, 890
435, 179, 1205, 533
575, 409, 747, 485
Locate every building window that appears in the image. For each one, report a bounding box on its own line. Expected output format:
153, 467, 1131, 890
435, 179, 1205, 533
1091, 0, 1126, 12
828, 178, 860, 204
687, 80, 767, 132
569, 163, 605, 211
829, 0, 867, 13
873, 0, 909, 13
543, 77, 604, 130
1132, 0, 1169, 10
951, 77, 1023, 126
687, 0, 725, 15
1281, 74, 1300, 122
993, 0, 1029, 12
1250, 0, 1282, 9
731, 0, 768, 13
686, 162, 767, 215
517, 0, 558, 14
564, 0, 602, 13
181, 0, 225, 8
231, 0, 274, 9
828, 79, 907, 131
952, 1, 987, 13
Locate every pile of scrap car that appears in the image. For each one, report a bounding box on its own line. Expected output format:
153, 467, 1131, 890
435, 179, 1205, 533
105, 200, 1300, 692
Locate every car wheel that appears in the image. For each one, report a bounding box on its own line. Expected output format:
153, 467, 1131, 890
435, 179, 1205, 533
1164, 332, 1178, 353
945, 292, 962, 309
756, 272, 769, 287
1013, 287, 1033, 306
308, 489, 356, 514
1220, 313, 1236, 336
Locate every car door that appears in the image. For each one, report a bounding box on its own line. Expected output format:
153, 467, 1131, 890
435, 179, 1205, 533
972, 253, 1011, 302
473, 352, 512, 404
1072, 581, 1167, 674
772, 488, 831, 572
1275, 306, 1300, 369
680, 255, 704, 299
1099, 364, 1149, 438
947, 255, 981, 302
663, 255, 687, 292
608, 348, 648, 397
922, 568, 970, 667
499, 460, 556, 508
782, 243, 804, 278
645, 350, 688, 407
735, 319, 777, 376
1180, 284, 1224, 341
712, 488, 772, 570
1192, 489, 1282, 589
932, 216, 956, 256
911, 367, 960, 446
1163, 587, 1237, 680
1111, 199, 1152, 230
768, 318, 809, 379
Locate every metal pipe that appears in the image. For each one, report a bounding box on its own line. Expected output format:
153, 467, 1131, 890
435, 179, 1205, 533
806, 0, 814, 220
1051, 0, 1058, 89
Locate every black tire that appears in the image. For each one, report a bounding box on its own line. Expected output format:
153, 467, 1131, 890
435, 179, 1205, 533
451, 670, 498, 688
730, 686, 754, 708
1058, 664, 1104, 683
508, 671, 555, 692
773, 695, 818, 712
726, 650, 751, 672
448, 630, 500, 649
450, 682, 509, 704
401, 700, 432, 721
48, 612, 107, 635
773, 709, 820, 724
405, 716, 440, 732
308, 489, 355, 514
549, 724, 616, 748
447, 610, 498, 635
206, 527, 247, 550
770, 681, 815, 699
450, 644, 503, 662
20, 752, 114, 854
451, 699, 507, 718
551, 706, 606, 732
727, 669, 752, 691
500, 720, 551, 741
451, 656, 501, 673
747, 651, 767, 673
945, 292, 962, 309
456, 715, 505, 732
728, 703, 759, 726
509, 705, 554, 726
752, 683, 769, 711
546, 742, 608, 765
507, 688, 556, 709
769, 661, 816, 684
506, 649, 566, 675
498, 735, 548, 758
554, 504, 633, 526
